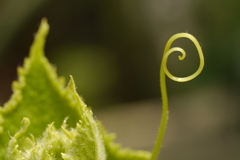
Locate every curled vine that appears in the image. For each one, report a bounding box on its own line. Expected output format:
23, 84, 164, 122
150, 33, 204, 160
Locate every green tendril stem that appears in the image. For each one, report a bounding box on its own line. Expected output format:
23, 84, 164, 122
150, 33, 204, 160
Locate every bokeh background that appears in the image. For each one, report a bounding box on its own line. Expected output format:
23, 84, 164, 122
1, 0, 240, 159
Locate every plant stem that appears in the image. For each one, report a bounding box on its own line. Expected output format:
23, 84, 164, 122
150, 33, 204, 160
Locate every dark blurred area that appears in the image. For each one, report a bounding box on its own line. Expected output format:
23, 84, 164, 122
0, 0, 212, 108
0, 0, 160, 107
1, 0, 240, 159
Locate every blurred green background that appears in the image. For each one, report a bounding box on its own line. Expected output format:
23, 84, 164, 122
1, 0, 240, 159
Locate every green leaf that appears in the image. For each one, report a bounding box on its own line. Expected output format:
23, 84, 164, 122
0, 18, 105, 159
0, 18, 151, 159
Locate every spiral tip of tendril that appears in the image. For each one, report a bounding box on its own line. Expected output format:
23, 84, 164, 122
178, 55, 184, 60
162, 33, 204, 82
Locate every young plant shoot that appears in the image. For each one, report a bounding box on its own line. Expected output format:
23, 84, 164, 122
0, 19, 204, 159
151, 33, 204, 160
